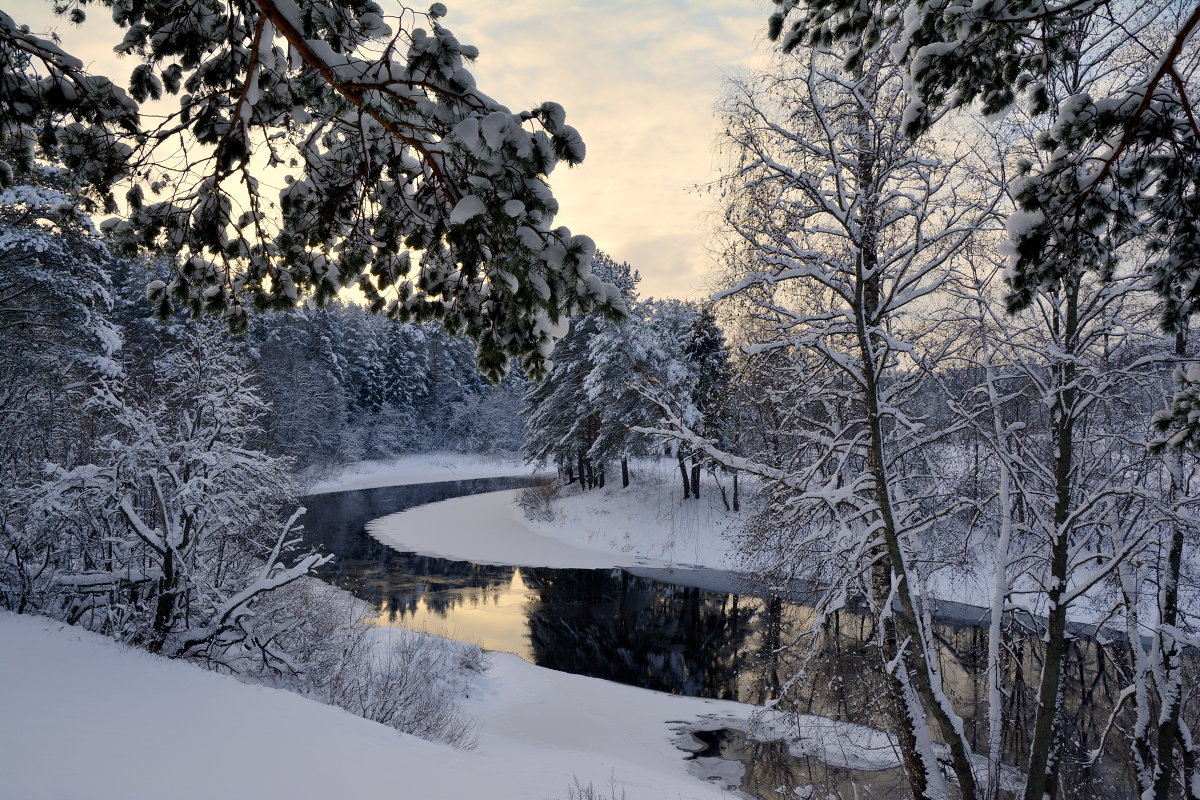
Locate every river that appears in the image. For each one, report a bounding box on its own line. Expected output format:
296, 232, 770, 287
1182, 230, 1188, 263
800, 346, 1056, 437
300, 477, 1146, 800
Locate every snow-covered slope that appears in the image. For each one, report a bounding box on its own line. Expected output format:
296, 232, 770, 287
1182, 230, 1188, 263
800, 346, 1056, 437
0, 611, 749, 800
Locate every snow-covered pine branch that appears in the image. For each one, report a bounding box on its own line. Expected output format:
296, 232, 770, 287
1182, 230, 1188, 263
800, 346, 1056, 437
1, 1, 623, 382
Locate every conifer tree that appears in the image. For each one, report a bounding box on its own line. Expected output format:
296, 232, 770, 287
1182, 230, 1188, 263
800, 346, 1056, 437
1, 1, 622, 380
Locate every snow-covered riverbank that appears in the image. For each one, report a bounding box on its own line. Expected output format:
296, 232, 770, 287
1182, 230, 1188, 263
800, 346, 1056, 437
0, 610, 754, 800
368, 458, 749, 570
0, 464, 761, 800
304, 452, 542, 495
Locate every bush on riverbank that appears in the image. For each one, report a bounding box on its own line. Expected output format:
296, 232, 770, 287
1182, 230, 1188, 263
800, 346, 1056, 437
517, 482, 560, 523
253, 579, 483, 749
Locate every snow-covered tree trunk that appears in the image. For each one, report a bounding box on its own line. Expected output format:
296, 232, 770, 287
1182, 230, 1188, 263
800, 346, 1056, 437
642, 37, 995, 800
1022, 280, 1080, 800
947, 256, 1019, 800
1139, 323, 1200, 800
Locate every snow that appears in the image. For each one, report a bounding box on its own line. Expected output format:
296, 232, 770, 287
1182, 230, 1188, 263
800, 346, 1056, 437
0, 610, 747, 800
370, 488, 647, 568
304, 452, 541, 495
448, 194, 486, 225
367, 459, 747, 569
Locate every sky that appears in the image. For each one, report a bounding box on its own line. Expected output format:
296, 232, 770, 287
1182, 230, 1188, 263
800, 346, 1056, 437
12, 0, 772, 300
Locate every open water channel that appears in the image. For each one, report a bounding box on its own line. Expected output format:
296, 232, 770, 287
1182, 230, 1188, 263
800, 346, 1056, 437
301, 477, 1145, 800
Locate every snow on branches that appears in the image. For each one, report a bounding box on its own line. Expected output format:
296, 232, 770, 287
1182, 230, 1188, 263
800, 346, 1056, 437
769, 0, 1200, 422
1, 1, 621, 381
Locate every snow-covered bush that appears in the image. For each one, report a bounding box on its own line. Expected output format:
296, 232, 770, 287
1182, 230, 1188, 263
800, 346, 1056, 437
559, 776, 628, 800
259, 579, 482, 749
516, 482, 559, 523
7, 320, 327, 665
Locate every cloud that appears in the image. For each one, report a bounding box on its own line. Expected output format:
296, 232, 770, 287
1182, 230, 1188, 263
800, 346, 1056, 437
446, 0, 767, 298
8, 0, 770, 299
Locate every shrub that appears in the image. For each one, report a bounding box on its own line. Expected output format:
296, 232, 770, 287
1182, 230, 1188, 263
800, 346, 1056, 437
516, 481, 559, 523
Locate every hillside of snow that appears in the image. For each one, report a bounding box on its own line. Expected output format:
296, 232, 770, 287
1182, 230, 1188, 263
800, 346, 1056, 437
0, 611, 755, 800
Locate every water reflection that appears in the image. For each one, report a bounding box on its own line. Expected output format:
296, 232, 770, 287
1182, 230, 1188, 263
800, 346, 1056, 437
362, 567, 539, 657
301, 481, 1185, 800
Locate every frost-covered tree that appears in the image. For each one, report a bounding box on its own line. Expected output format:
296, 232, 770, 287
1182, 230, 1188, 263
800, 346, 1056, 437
245, 307, 356, 466
0, 177, 122, 477
637, 297, 715, 499
0, 176, 327, 665
768, 0, 1200, 437
690, 26, 1199, 795
944, 243, 1188, 800
0, 175, 123, 613
679, 306, 732, 498
920, 39, 1200, 800
650, 39, 993, 798
1, 0, 622, 381
587, 296, 713, 493
19, 324, 327, 663
524, 254, 639, 487
523, 254, 726, 493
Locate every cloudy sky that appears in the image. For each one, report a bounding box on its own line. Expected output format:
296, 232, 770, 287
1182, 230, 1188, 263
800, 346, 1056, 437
15, 0, 771, 299
445, 1, 770, 298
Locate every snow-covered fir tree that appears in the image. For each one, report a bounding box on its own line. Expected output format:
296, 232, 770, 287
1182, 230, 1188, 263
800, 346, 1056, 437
524, 253, 641, 488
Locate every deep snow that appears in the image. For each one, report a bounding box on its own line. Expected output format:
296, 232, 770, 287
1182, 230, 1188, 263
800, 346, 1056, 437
0, 463, 958, 800
368, 458, 748, 570
0, 610, 758, 800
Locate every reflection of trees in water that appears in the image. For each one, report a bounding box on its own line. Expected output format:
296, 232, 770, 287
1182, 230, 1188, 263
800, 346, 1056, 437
297, 476, 545, 617
748, 605, 1170, 799
301, 485, 1192, 798
307, 529, 517, 621
524, 568, 756, 699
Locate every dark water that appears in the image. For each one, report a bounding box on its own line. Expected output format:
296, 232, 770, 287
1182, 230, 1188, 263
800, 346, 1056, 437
300, 477, 775, 702
301, 478, 1157, 800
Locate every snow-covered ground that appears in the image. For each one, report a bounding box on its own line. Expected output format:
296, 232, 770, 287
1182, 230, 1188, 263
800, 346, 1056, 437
0, 463, 773, 799
358, 459, 1118, 633
304, 452, 542, 495
0, 611, 759, 800
367, 459, 748, 570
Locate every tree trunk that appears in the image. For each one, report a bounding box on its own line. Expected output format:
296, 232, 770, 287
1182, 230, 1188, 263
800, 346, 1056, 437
851, 70, 978, 796
621, 457, 629, 488
678, 452, 691, 499
871, 556, 931, 800
149, 548, 175, 654
733, 473, 739, 512
1023, 285, 1079, 800
690, 457, 700, 499
1148, 325, 1191, 800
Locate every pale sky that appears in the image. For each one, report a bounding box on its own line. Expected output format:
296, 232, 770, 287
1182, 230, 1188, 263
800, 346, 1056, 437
12, 1, 771, 299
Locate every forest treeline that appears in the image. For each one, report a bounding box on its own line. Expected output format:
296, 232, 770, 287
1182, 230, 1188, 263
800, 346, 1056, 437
0, 179, 522, 666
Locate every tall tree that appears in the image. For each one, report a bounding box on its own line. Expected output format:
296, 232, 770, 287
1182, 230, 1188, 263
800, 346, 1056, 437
768, 0, 1200, 433
523, 254, 639, 487
651, 38, 994, 798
